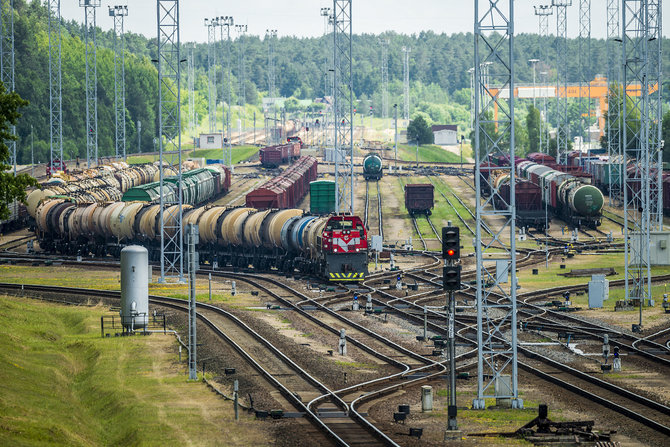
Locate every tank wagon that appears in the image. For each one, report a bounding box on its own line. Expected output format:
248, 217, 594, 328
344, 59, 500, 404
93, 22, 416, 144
404, 184, 434, 216
492, 173, 546, 230
25, 163, 165, 220
517, 161, 603, 228
35, 198, 369, 281
246, 156, 317, 209
259, 142, 301, 168
362, 153, 383, 180
121, 165, 230, 206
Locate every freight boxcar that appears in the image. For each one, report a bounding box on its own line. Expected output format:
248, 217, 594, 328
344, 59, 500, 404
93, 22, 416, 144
404, 184, 434, 216
259, 143, 301, 168
310, 180, 335, 214
495, 176, 546, 230
246, 156, 318, 209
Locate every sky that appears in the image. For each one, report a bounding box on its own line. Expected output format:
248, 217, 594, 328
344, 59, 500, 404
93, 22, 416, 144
59, 1, 670, 43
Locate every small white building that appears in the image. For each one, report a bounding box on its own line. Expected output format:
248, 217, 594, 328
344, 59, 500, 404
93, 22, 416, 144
199, 133, 223, 149
432, 125, 458, 145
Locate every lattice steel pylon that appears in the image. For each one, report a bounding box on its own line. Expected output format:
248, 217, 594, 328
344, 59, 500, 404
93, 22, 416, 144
157, 0, 184, 283
623, 0, 651, 313
80, 1, 100, 168
647, 0, 662, 230
379, 38, 389, 120
218, 16, 233, 170
48, 0, 63, 168
473, 0, 521, 410
188, 44, 195, 135
578, 0, 591, 150
204, 17, 217, 133
110, 5, 127, 161
1, 0, 15, 173
534, 5, 552, 155
235, 24, 247, 108
332, 0, 353, 215
266, 29, 277, 99
402, 46, 411, 121
607, 0, 622, 206
552, 1, 571, 164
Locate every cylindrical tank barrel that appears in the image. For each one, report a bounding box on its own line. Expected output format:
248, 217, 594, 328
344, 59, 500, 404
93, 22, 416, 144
120, 245, 149, 330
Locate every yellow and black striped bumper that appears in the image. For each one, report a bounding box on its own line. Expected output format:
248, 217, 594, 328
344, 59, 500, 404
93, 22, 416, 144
329, 272, 365, 281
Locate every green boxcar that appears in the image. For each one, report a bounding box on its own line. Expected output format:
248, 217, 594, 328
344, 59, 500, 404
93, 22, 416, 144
310, 180, 336, 214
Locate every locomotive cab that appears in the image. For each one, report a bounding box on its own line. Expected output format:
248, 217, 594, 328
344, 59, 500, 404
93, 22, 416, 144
320, 215, 369, 281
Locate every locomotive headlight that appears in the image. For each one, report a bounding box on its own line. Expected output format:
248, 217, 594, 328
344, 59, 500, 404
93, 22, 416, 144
356, 248, 359, 252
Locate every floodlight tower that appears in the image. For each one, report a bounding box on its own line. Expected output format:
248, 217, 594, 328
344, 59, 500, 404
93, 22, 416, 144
647, 0, 662, 229
332, 0, 353, 215
109, 5, 128, 161
622, 0, 652, 321
218, 16, 233, 169
607, 0, 622, 205
578, 0, 591, 151
48, 1, 63, 168
80, 0, 100, 167
204, 17, 217, 133
401, 47, 411, 121
552, 0, 572, 164
379, 38, 389, 120
534, 5, 553, 154
1, 0, 15, 173
157, 0, 184, 283
472, 0, 521, 410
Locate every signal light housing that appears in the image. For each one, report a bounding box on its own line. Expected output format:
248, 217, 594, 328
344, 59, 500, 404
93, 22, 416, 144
443, 265, 461, 291
442, 226, 460, 260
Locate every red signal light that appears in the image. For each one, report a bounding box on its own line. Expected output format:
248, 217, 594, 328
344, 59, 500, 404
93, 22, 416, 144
447, 249, 455, 257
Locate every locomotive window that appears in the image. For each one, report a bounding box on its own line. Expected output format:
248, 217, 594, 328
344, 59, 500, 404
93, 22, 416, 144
328, 220, 354, 230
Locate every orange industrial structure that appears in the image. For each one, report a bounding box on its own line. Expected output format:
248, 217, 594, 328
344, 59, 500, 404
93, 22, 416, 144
488, 76, 658, 136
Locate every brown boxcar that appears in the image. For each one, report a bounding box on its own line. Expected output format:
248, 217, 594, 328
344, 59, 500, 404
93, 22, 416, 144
404, 184, 434, 216
497, 180, 546, 230
246, 156, 318, 209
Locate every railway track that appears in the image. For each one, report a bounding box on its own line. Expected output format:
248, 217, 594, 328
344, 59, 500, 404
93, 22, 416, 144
356, 279, 670, 437
1, 283, 398, 446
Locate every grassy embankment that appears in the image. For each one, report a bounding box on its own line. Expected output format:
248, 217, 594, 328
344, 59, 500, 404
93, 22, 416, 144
396, 143, 471, 164
126, 145, 260, 166
0, 295, 268, 446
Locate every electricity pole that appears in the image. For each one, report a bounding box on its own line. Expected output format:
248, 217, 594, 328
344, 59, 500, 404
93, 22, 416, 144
204, 17, 217, 133
48, 0, 63, 169
1, 0, 16, 173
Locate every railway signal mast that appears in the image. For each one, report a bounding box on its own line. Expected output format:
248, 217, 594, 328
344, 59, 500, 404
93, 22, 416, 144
552, 0, 572, 165
157, 0, 184, 283
473, 0, 521, 410
48, 0, 63, 170
204, 17, 217, 133
442, 225, 461, 432
606, 0, 622, 205
110, 5, 128, 161
332, 0, 354, 215
80, 0, 100, 168
1, 0, 15, 174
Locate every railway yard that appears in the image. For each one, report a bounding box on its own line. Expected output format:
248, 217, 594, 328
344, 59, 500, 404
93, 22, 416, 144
2, 1, 669, 445
2, 149, 670, 447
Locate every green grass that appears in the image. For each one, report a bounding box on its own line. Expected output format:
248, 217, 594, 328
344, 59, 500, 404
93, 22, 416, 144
396, 143, 464, 163
0, 295, 266, 446
126, 145, 259, 166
